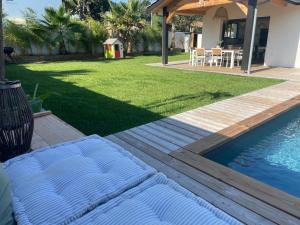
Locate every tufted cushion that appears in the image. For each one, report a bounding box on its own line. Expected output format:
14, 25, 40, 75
3, 135, 156, 225
0, 163, 14, 225
71, 173, 242, 225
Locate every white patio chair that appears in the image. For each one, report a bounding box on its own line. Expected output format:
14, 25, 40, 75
194, 48, 206, 66
222, 51, 232, 68
189, 48, 195, 65
210, 48, 223, 67
235, 50, 243, 66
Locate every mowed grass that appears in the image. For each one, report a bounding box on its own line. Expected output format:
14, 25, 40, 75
6, 54, 281, 136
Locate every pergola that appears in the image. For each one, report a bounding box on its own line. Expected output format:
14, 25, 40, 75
148, 0, 300, 73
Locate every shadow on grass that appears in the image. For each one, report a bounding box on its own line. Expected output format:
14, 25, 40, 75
6, 64, 164, 136
144, 92, 233, 110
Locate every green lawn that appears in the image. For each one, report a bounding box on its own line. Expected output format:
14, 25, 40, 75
7, 54, 281, 136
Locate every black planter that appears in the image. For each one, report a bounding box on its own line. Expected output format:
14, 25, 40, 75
0, 80, 34, 162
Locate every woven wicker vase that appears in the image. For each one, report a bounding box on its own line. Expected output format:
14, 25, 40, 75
0, 80, 34, 162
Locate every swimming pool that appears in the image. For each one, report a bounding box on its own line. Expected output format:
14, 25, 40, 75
205, 105, 300, 198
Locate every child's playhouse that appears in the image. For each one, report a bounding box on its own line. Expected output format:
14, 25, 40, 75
103, 38, 124, 59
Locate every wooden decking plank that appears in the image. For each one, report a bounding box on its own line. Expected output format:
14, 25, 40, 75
235, 95, 279, 108
34, 115, 82, 145
34, 116, 63, 145
172, 114, 222, 132
146, 123, 195, 144
111, 132, 291, 225
48, 115, 84, 138
124, 130, 171, 153
228, 99, 270, 111
33, 113, 84, 149
185, 109, 233, 126
154, 120, 201, 140
31, 132, 49, 150
171, 150, 300, 222
162, 118, 211, 137
212, 100, 265, 114
253, 89, 297, 101
206, 103, 258, 118
139, 124, 188, 147
196, 106, 246, 120
193, 108, 241, 124
186, 109, 237, 127
130, 127, 180, 152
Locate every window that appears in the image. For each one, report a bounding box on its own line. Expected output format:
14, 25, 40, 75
224, 23, 238, 39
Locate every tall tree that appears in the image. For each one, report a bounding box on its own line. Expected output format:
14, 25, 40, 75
63, 0, 110, 20
103, 0, 148, 54
38, 5, 85, 54
173, 15, 202, 33
5, 8, 43, 55
0, 0, 5, 80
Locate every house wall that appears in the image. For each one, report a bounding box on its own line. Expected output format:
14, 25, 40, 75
202, 3, 300, 68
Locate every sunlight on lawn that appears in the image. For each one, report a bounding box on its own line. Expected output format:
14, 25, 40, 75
7, 54, 281, 136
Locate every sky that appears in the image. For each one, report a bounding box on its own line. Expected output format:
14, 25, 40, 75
4, 0, 64, 18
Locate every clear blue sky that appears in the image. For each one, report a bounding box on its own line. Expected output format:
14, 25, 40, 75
4, 0, 126, 18
4, 0, 62, 18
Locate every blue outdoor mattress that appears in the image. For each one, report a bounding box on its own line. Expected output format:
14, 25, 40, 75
71, 173, 242, 225
3, 135, 156, 225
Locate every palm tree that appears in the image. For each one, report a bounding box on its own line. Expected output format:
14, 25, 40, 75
4, 8, 44, 55
103, 0, 148, 54
38, 5, 84, 54
82, 17, 108, 54
63, 0, 110, 20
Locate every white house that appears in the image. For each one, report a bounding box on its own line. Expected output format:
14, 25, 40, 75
149, 0, 300, 69
202, 3, 300, 68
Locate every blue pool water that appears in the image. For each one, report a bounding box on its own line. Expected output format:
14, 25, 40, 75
205, 105, 300, 198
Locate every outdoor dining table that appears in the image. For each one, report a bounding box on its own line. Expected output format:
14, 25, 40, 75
192, 49, 238, 69
205, 49, 236, 69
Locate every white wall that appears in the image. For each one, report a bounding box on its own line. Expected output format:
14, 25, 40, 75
264, 5, 300, 68
202, 3, 300, 68
202, 10, 223, 49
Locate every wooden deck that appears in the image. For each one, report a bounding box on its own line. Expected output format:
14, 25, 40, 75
31, 111, 84, 150
32, 81, 300, 225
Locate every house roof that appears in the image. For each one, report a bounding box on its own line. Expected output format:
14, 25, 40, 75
148, 0, 300, 13
104, 38, 121, 45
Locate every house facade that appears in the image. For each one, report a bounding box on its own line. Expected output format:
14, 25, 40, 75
202, 3, 300, 68
149, 0, 300, 69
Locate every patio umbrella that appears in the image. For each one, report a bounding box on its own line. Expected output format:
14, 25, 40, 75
0, 0, 33, 162
214, 7, 229, 20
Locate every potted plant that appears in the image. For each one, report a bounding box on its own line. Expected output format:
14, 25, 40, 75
27, 84, 59, 113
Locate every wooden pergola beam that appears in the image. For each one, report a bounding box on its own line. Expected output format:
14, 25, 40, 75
166, 0, 198, 23
166, 0, 236, 23
176, 0, 233, 12
236, 2, 248, 15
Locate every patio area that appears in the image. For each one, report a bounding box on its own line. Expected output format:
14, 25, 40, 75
148, 60, 300, 81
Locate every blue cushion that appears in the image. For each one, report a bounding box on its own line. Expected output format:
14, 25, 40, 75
0, 163, 14, 225
3, 135, 156, 225
71, 173, 242, 225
